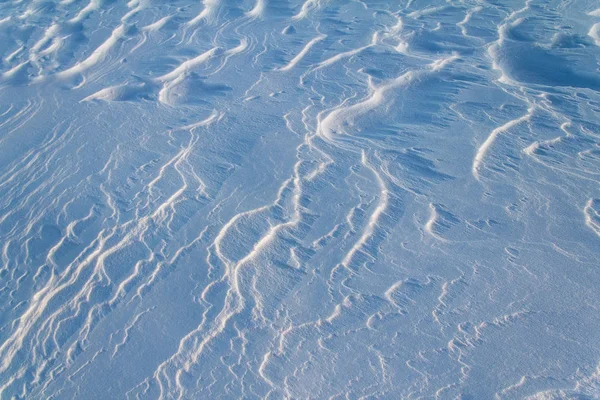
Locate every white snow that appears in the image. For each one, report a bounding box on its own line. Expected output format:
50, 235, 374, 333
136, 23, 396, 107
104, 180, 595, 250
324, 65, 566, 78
0, 0, 599, 399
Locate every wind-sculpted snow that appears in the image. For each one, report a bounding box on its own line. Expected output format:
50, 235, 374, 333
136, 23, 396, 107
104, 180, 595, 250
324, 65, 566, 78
1, 0, 600, 398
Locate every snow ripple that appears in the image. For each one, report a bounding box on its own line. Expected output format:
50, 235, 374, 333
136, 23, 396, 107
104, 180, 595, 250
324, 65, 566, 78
0, 0, 599, 399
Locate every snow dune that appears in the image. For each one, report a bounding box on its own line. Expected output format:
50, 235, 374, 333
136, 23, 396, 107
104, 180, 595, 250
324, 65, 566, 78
0, 0, 599, 399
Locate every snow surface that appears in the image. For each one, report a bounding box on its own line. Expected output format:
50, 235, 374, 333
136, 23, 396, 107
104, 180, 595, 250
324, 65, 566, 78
0, 0, 600, 398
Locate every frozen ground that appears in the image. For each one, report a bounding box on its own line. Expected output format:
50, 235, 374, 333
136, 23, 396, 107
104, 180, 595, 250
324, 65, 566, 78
0, 0, 599, 398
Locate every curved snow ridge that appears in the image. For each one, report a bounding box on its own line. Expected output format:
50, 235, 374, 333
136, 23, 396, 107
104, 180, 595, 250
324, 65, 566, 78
424, 202, 462, 241
69, 0, 103, 24
317, 54, 459, 141
278, 34, 327, 72
589, 22, 600, 47
83, 39, 247, 105
247, 0, 267, 18
56, 24, 131, 79
187, 0, 224, 25
308, 32, 379, 74
472, 107, 534, 180
457, 6, 483, 37
1, 0, 600, 398
292, 0, 321, 20
157, 47, 221, 83
339, 151, 389, 269
584, 199, 600, 237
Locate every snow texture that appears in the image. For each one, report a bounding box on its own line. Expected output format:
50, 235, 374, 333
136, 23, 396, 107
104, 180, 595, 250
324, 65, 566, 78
0, 0, 599, 399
